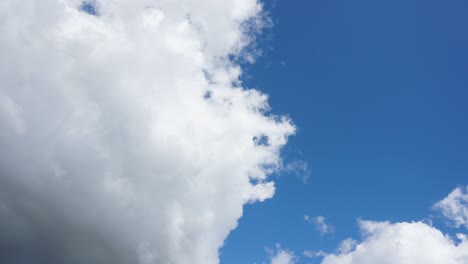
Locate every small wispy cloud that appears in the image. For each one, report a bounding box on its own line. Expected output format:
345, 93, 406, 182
432, 185, 468, 229
283, 160, 310, 184
302, 239, 356, 260
303, 250, 327, 258
305, 215, 335, 236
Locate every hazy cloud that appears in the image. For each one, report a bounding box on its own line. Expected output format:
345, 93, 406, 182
303, 250, 326, 258
433, 186, 468, 229
305, 215, 335, 236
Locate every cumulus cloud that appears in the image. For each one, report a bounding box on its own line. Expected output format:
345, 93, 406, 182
320, 220, 468, 264
0, 0, 294, 263
335, 238, 357, 254
299, 187, 468, 264
433, 186, 468, 229
305, 215, 334, 236
268, 245, 296, 264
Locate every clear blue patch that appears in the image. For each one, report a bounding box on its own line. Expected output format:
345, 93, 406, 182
203, 91, 213, 100
253, 135, 270, 146
79, 1, 99, 16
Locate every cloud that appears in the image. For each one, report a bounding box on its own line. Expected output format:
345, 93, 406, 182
433, 186, 468, 229
335, 238, 357, 254
320, 220, 468, 264
299, 187, 468, 264
305, 215, 335, 236
0, 1, 294, 263
303, 250, 327, 258
303, 239, 356, 260
283, 160, 309, 184
268, 244, 296, 264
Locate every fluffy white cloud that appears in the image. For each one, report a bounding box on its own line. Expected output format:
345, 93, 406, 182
305, 215, 334, 236
269, 245, 296, 264
0, 1, 294, 263
321, 220, 468, 264
433, 186, 468, 229
335, 238, 357, 254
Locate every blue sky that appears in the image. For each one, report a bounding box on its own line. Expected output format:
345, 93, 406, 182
221, 0, 468, 263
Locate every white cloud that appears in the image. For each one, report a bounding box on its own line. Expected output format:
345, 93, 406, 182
433, 186, 468, 229
304, 250, 327, 258
0, 1, 294, 263
301, 187, 468, 264
336, 238, 357, 254
269, 245, 296, 264
303, 239, 356, 260
283, 160, 309, 183
305, 215, 335, 236
320, 220, 468, 264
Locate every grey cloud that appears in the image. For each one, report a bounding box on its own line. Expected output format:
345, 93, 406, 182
0, 0, 294, 263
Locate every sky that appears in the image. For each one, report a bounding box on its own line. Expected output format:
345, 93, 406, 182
0, 0, 467, 264
222, 0, 468, 263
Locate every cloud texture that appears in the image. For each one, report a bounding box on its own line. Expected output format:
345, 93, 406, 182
269, 245, 296, 264
0, 1, 294, 263
321, 220, 468, 264
318, 187, 468, 264
304, 215, 334, 236
433, 186, 468, 229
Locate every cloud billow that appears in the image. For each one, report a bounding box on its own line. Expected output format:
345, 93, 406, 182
313, 186, 468, 264
0, 1, 294, 263
320, 220, 468, 264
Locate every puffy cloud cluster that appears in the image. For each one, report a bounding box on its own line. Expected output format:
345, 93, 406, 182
433, 186, 468, 229
321, 220, 468, 264
269, 245, 296, 264
317, 187, 468, 264
0, 0, 294, 263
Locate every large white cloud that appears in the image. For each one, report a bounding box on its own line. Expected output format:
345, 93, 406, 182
0, 1, 294, 263
320, 220, 468, 264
